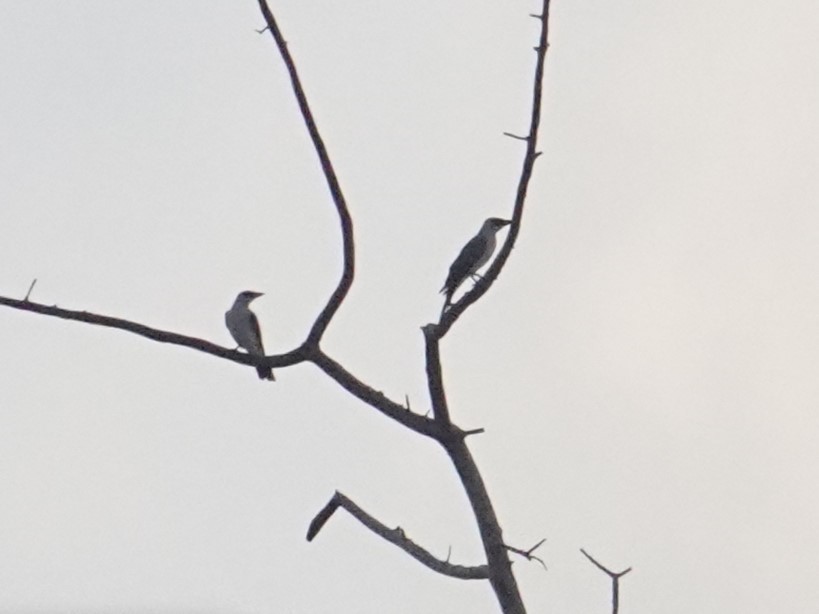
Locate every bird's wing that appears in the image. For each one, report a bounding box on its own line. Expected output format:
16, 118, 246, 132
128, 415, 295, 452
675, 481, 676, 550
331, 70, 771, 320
248, 311, 266, 355
441, 234, 486, 294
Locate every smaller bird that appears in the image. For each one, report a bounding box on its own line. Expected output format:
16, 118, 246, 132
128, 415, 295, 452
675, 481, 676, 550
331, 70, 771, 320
225, 290, 275, 381
441, 217, 511, 313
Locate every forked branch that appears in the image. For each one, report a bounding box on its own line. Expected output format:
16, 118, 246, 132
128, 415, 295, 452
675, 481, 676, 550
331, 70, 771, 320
1, 3, 554, 613
505, 538, 548, 570
580, 548, 632, 614
419, 4, 553, 613
307, 491, 489, 580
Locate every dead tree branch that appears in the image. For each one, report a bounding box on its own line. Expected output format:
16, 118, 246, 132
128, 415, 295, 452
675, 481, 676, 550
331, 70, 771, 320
421, 325, 452, 426
580, 548, 632, 614
1, 2, 554, 613
256, 0, 354, 347
435, 0, 552, 336
307, 491, 489, 580
0, 295, 307, 371
310, 348, 443, 439
413, 3, 552, 613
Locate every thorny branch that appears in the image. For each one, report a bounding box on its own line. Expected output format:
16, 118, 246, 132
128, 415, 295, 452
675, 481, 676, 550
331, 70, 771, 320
0, 293, 448, 439
307, 491, 489, 580
434, 0, 552, 337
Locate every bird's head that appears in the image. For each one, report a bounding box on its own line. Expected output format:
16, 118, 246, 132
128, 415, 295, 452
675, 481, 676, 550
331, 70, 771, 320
236, 290, 264, 304
483, 217, 511, 232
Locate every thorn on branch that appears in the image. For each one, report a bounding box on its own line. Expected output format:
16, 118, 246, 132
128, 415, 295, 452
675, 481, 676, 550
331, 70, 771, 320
530, 13, 544, 20
505, 538, 548, 570
534, 151, 543, 159
462, 427, 485, 437
503, 132, 530, 142
255, 26, 270, 34
405, 394, 412, 411
23, 279, 37, 302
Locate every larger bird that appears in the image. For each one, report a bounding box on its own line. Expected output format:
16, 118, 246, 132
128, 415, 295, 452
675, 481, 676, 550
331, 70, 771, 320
225, 290, 275, 381
440, 217, 511, 313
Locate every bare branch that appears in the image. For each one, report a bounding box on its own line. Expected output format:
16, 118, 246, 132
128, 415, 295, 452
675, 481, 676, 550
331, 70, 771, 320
310, 348, 443, 439
23, 279, 37, 302
257, 0, 355, 347
307, 491, 489, 580
0, 295, 307, 373
416, 5, 552, 612
505, 538, 547, 570
421, 325, 451, 426
433, 0, 552, 337
0, 293, 462, 436
580, 548, 632, 614
442, 437, 526, 612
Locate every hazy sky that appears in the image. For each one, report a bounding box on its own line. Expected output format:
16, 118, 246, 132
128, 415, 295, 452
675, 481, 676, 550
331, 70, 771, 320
2, 1, 818, 613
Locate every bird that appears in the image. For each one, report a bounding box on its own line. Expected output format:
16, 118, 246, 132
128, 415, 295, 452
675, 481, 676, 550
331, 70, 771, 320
225, 290, 275, 381
440, 217, 511, 313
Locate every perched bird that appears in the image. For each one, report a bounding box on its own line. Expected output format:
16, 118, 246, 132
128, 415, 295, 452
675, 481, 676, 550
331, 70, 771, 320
225, 290, 275, 381
440, 217, 511, 312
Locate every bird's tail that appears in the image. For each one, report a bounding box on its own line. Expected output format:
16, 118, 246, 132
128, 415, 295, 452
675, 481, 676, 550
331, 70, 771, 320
257, 365, 276, 381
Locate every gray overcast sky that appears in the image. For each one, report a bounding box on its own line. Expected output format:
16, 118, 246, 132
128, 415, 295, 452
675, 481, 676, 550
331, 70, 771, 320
2, 1, 818, 613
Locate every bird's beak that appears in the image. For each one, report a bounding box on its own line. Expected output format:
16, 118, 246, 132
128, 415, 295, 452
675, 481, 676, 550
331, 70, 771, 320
499, 219, 511, 227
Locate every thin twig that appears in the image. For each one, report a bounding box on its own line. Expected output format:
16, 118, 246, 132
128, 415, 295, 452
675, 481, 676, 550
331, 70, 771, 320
503, 132, 530, 141
505, 538, 548, 570
23, 279, 37, 302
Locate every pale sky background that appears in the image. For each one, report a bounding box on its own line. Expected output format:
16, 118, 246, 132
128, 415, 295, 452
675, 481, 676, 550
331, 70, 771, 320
1, 1, 818, 613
